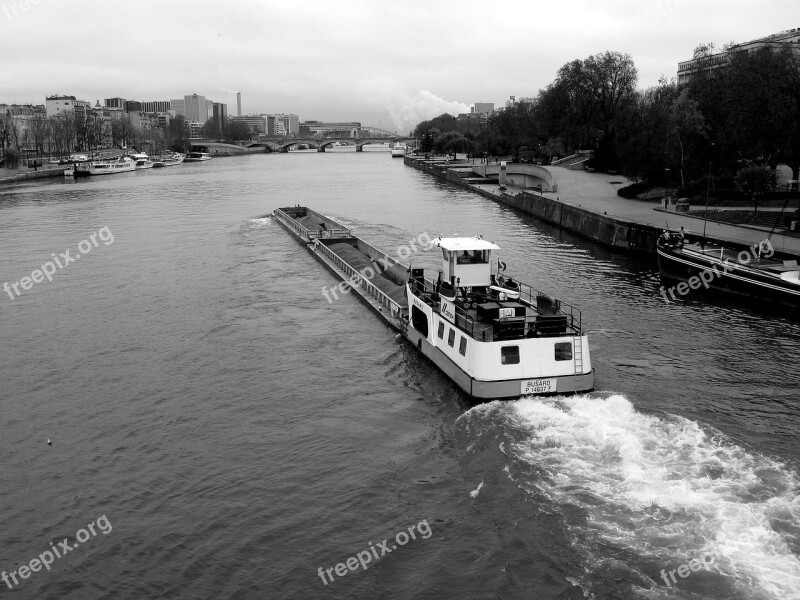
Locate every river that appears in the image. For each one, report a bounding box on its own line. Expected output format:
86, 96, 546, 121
1, 148, 799, 599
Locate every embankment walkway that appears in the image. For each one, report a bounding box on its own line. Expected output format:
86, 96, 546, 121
405, 157, 800, 257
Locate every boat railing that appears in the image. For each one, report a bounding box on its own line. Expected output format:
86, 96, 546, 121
273, 208, 351, 241
513, 279, 582, 333
315, 241, 405, 319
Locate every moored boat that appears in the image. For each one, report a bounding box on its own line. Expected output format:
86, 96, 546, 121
87, 156, 136, 175
656, 230, 800, 306
127, 152, 154, 169
391, 143, 407, 158
184, 152, 211, 162
152, 153, 185, 167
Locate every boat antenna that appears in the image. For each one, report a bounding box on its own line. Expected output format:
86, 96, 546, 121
702, 162, 711, 248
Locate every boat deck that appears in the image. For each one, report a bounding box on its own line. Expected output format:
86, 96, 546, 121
410, 276, 582, 342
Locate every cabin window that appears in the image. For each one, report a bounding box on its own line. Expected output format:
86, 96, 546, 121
411, 306, 429, 337
447, 329, 455, 347
437, 322, 445, 339
555, 342, 573, 361
501, 345, 520, 365
459, 337, 467, 356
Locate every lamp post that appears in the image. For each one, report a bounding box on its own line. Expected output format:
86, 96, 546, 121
664, 167, 671, 210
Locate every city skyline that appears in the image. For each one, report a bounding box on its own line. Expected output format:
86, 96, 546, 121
0, 0, 797, 132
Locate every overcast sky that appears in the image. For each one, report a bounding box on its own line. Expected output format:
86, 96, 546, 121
1, 0, 796, 133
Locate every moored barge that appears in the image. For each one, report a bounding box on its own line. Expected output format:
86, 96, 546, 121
273, 206, 594, 399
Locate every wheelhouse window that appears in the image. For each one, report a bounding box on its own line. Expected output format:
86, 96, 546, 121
448, 329, 455, 347
459, 337, 467, 356
438, 322, 445, 339
554, 342, 573, 361
501, 345, 520, 365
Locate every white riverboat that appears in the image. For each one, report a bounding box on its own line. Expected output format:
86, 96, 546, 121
184, 152, 211, 162
152, 153, 185, 167
404, 237, 593, 398
87, 157, 136, 175
391, 142, 407, 158
128, 153, 154, 169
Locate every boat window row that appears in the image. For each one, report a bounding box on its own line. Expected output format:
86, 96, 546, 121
500, 341, 574, 365
438, 320, 468, 356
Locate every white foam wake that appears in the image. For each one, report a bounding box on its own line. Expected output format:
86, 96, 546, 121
502, 394, 800, 599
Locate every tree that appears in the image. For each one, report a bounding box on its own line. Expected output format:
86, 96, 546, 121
671, 88, 708, 188
735, 164, 777, 215
433, 131, 473, 157
165, 115, 191, 152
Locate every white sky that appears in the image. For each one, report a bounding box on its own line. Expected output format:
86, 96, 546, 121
1, 0, 797, 133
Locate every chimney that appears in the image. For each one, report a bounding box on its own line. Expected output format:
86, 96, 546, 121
237, 92, 241, 117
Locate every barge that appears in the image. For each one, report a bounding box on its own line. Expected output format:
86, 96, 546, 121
657, 230, 800, 307
273, 206, 593, 399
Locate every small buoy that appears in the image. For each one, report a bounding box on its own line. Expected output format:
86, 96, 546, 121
47, 439, 52, 446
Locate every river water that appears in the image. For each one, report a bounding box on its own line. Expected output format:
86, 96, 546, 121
1, 149, 799, 600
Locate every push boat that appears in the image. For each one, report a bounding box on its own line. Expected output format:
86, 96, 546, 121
273, 206, 594, 399
656, 230, 800, 307
184, 152, 211, 162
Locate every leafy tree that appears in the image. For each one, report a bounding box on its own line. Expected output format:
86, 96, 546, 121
735, 164, 777, 215
165, 115, 191, 152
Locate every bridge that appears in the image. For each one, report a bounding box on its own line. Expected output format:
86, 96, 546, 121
258, 135, 415, 153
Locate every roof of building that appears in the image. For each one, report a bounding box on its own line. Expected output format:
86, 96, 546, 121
433, 236, 500, 251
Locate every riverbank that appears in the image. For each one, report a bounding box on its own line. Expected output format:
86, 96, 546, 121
0, 164, 66, 186
405, 156, 800, 258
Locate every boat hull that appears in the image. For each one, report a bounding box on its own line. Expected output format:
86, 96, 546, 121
656, 240, 800, 307
404, 325, 594, 399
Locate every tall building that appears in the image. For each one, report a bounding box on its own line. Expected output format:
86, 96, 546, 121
678, 28, 800, 85
184, 94, 208, 123
105, 97, 126, 109
236, 92, 241, 117
170, 98, 186, 117
472, 103, 494, 115
212, 102, 228, 136
124, 100, 142, 113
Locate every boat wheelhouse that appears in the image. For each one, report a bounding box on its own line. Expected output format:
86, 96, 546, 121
127, 153, 154, 169
391, 143, 407, 158
404, 236, 593, 398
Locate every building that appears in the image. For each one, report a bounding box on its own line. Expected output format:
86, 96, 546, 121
105, 97, 126, 109
184, 94, 208, 123
678, 28, 800, 85
45, 95, 76, 118
472, 103, 494, 115
231, 115, 266, 134
211, 102, 228, 136
298, 120, 356, 138
185, 120, 204, 139
170, 98, 186, 117
266, 114, 299, 137
141, 101, 171, 113
236, 92, 241, 117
